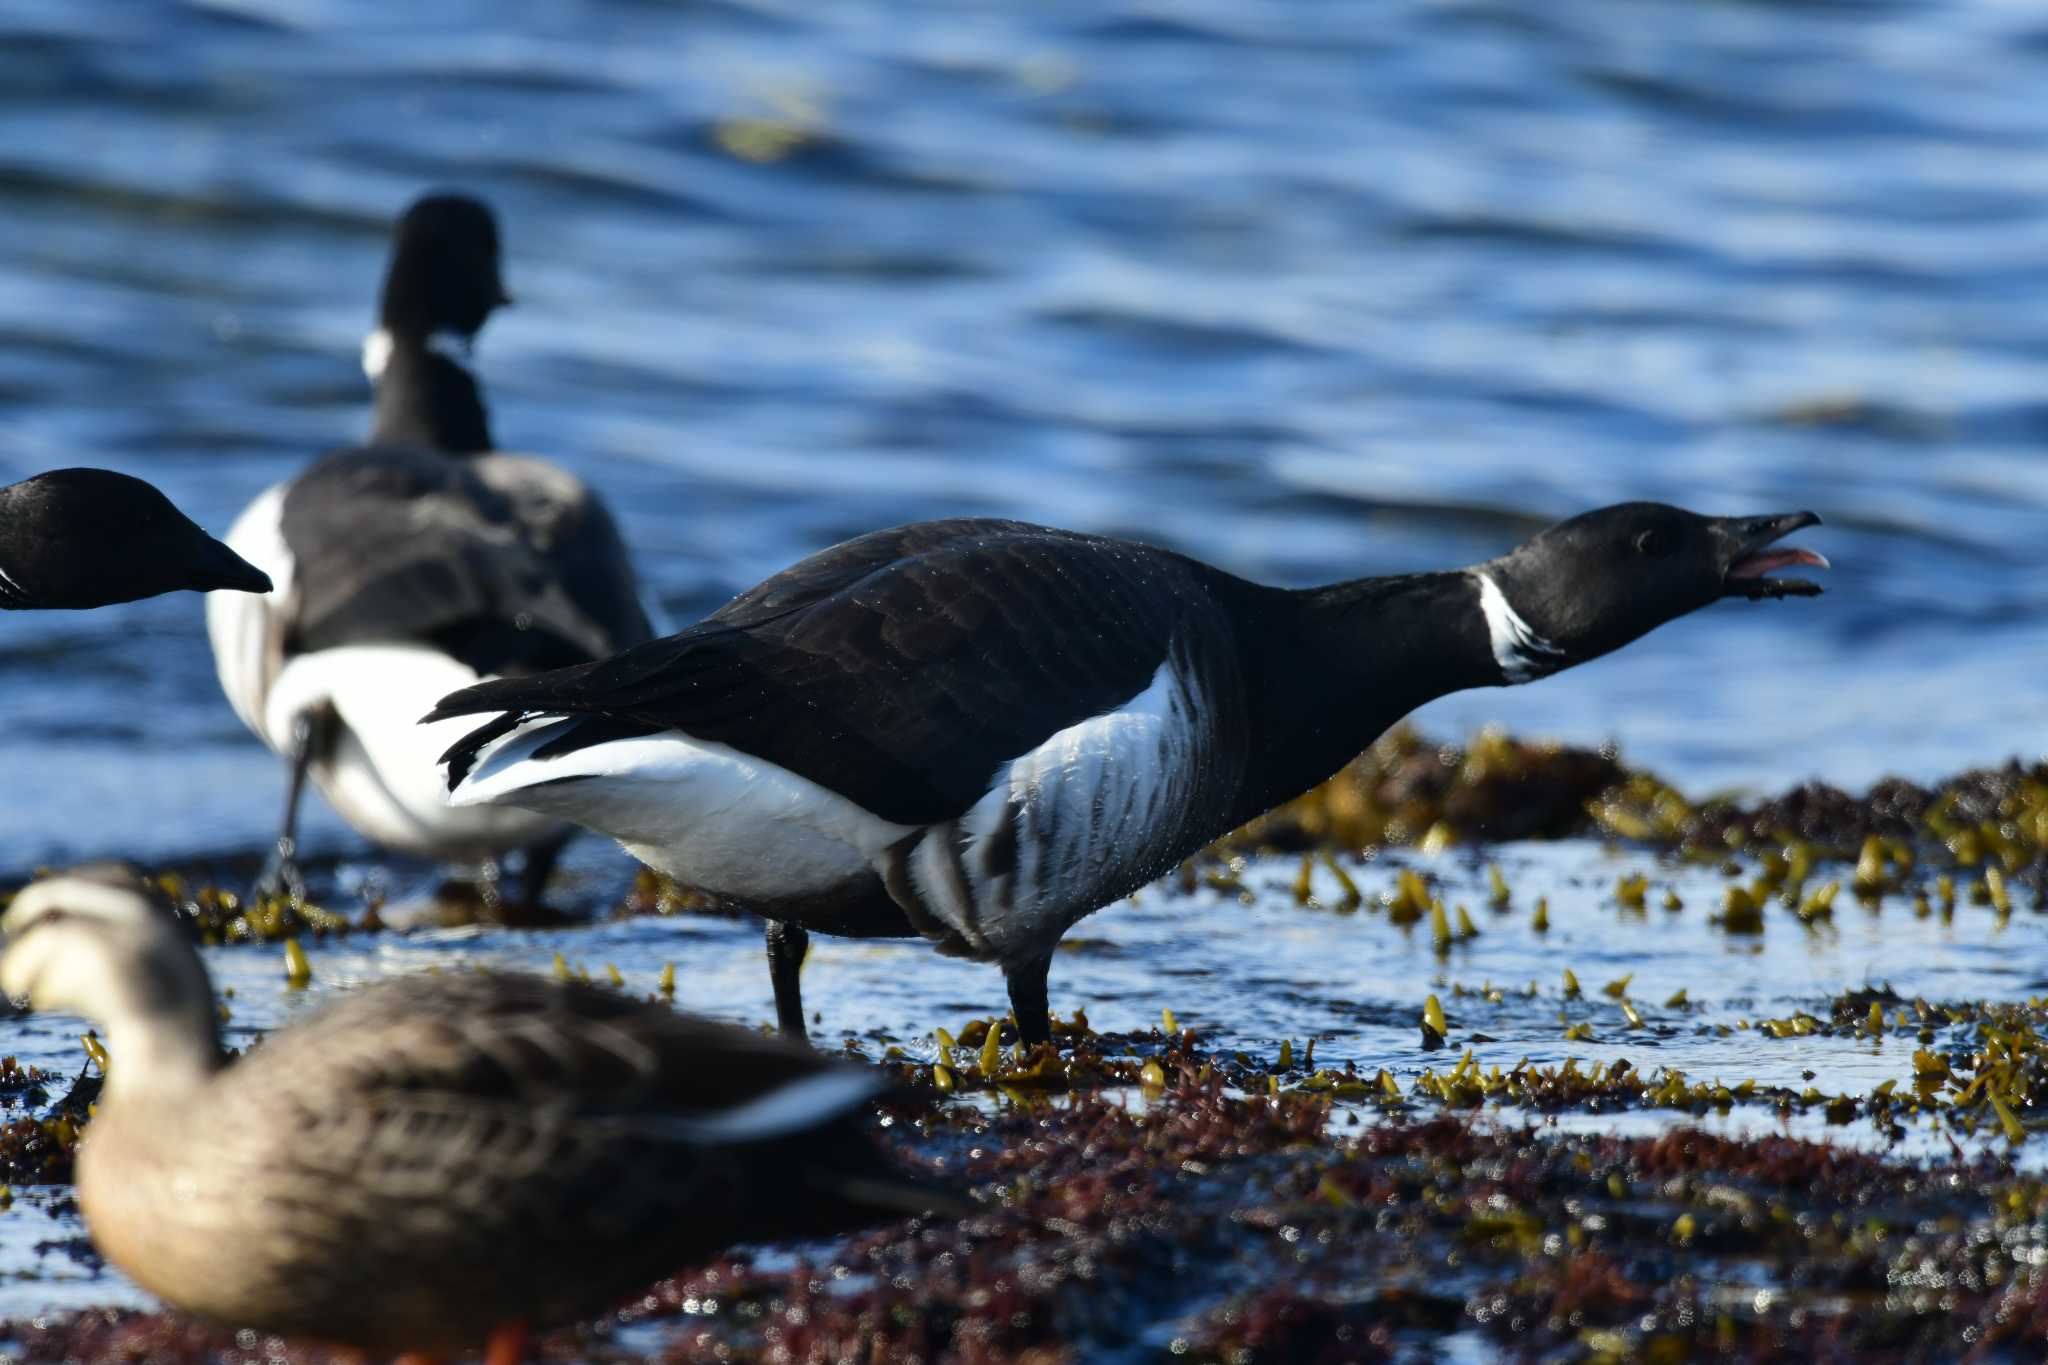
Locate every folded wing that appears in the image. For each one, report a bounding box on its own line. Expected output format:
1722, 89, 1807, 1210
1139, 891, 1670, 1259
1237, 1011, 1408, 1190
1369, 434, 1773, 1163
429, 519, 1224, 826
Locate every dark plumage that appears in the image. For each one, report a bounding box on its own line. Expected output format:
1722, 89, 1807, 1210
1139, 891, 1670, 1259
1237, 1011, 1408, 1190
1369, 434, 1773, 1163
429, 503, 1827, 1044
440, 519, 1242, 823
206, 192, 651, 899
277, 446, 644, 678
0, 468, 269, 610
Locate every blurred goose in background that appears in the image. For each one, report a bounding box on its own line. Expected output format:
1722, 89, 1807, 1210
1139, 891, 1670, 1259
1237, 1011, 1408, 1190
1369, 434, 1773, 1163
0, 870, 960, 1365
430, 502, 1827, 1045
0, 468, 269, 609
207, 192, 652, 904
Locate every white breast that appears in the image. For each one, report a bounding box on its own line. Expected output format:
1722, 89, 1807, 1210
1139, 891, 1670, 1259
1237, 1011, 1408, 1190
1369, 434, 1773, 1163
205, 482, 294, 745
206, 482, 563, 860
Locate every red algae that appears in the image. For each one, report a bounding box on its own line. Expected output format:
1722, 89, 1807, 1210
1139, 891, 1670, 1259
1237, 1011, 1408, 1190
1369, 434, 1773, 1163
11, 735, 2048, 1360
8, 1086, 2048, 1362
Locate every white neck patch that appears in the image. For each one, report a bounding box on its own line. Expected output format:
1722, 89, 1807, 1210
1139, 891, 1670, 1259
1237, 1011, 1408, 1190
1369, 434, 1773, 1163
360, 327, 471, 382
1474, 572, 1569, 684
361, 327, 394, 381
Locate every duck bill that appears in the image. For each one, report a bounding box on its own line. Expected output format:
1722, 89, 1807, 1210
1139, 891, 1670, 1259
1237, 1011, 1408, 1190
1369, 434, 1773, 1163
1716, 511, 1828, 600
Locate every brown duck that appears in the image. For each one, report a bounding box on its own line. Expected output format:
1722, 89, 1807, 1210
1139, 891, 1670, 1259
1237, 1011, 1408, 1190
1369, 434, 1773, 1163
0, 871, 962, 1364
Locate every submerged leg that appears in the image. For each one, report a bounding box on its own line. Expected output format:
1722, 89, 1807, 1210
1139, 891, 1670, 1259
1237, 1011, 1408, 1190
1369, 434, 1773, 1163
255, 710, 322, 901
765, 919, 810, 1040
1005, 951, 1055, 1047
518, 830, 574, 905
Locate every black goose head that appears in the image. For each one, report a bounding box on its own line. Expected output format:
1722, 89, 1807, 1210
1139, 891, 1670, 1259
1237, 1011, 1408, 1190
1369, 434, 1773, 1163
367, 192, 505, 454
1477, 502, 1826, 682
377, 192, 509, 343
0, 469, 272, 610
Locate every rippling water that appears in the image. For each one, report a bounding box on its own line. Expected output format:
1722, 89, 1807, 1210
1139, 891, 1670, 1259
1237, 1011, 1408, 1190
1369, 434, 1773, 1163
2, 842, 2043, 1324
2, 6, 2047, 1346
1, 0, 2045, 869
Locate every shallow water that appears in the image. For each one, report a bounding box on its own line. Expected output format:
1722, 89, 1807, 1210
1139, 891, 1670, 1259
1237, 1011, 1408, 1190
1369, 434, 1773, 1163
1, 839, 2040, 1326
1, 0, 2046, 1350
2, 1, 2048, 871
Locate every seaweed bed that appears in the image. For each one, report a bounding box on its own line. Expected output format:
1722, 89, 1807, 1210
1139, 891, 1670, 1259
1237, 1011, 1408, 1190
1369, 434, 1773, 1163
5, 727, 2048, 1363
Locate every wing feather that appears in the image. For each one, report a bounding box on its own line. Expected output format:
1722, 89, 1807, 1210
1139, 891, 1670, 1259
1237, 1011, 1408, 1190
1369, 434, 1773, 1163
431, 519, 1236, 825
279, 446, 650, 674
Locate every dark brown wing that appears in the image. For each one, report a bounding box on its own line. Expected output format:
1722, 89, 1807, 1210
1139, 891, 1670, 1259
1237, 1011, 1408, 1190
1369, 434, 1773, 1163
253, 970, 849, 1116
279, 446, 650, 674
209, 973, 942, 1346
429, 519, 1241, 825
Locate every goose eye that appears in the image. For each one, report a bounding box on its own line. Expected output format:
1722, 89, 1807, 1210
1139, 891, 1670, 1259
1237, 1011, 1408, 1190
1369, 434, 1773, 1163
1632, 528, 1672, 557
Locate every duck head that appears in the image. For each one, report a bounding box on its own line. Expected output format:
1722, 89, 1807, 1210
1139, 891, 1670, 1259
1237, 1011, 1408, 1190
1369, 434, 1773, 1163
1, 869, 221, 1092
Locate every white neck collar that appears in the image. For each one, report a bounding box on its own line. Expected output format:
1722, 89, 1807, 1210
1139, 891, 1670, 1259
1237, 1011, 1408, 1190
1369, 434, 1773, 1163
360, 327, 472, 382
1474, 572, 1568, 684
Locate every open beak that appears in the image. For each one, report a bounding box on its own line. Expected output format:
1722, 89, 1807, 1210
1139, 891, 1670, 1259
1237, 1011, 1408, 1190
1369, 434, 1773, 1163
1717, 511, 1829, 600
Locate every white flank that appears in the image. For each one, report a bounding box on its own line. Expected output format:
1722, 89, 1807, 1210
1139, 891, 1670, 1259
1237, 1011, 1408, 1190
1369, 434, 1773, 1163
205, 483, 294, 740
450, 722, 917, 903
1474, 571, 1568, 684
265, 644, 560, 859
666, 1068, 884, 1145
911, 659, 1206, 964
452, 661, 1209, 963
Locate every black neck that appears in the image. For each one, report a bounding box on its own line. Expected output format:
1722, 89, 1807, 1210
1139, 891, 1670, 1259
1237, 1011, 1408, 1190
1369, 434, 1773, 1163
371, 340, 493, 455
1228, 570, 1503, 823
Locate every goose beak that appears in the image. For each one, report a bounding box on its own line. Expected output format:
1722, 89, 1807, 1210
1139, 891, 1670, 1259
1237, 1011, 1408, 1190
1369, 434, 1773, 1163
1718, 511, 1829, 600
197, 537, 274, 596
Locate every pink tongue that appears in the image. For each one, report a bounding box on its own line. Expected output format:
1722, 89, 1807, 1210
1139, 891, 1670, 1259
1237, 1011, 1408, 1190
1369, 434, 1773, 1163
1728, 546, 1830, 580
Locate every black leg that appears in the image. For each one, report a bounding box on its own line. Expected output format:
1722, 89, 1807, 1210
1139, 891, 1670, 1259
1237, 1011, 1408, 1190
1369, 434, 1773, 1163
256, 711, 319, 902
1006, 951, 1055, 1047
519, 831, 574, 905
765, 919, 810, 1040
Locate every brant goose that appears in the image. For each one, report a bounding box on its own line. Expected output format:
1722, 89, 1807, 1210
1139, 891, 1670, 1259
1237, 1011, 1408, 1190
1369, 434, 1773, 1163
1, 870, 960, 1363
0, 468, 269, 609
206, 193, 652, 901
428, 502, 1827, 1044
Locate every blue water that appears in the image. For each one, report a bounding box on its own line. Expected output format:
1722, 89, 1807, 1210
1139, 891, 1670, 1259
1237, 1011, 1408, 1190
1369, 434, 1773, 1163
2, 841, 2043, 1324
3, 1, 2047, 868
4, 6, 2048, 1344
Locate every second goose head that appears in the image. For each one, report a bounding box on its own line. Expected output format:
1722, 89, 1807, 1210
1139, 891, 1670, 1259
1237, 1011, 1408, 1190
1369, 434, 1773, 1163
362, 192, 508, 454
0, 468, 271, 610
